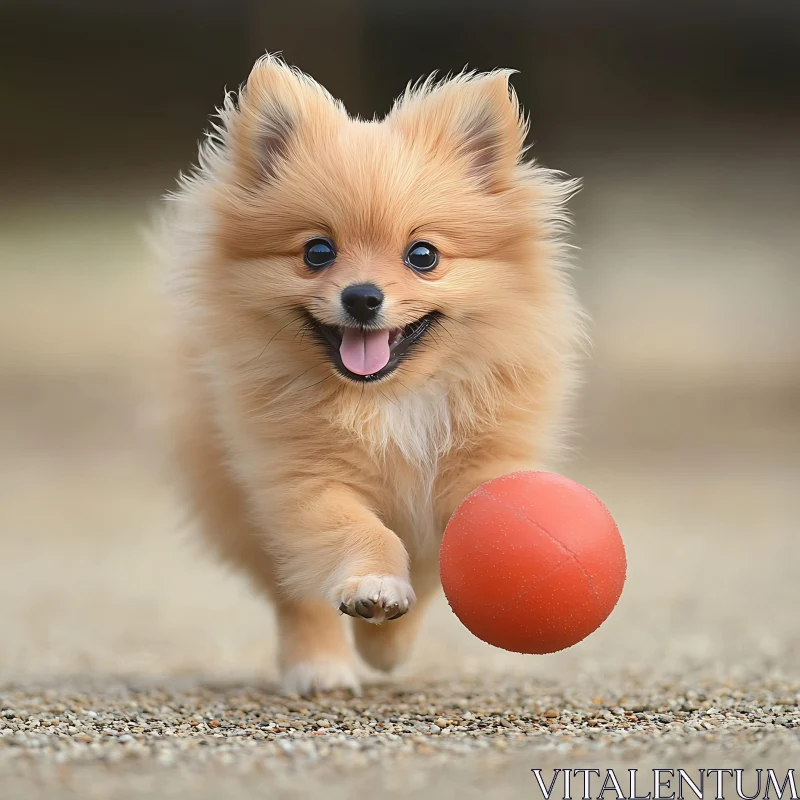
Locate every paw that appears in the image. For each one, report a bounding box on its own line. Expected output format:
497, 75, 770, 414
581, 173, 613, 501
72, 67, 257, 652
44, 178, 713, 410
336, 574, 416, 624
281, 659, 360, 697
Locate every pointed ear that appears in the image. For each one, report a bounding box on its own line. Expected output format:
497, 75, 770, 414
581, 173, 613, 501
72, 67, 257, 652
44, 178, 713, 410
389, 70, 527, 192
230, 55, 345, 182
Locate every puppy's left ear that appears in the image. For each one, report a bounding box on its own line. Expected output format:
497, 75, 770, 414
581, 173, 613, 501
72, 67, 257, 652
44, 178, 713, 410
389, 70, 527, 192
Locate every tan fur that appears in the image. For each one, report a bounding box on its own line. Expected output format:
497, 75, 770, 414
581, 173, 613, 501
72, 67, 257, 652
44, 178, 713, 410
158, 55, 584, 695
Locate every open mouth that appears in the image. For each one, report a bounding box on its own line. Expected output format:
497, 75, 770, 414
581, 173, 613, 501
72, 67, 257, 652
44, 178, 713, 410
305, 312, 440, 382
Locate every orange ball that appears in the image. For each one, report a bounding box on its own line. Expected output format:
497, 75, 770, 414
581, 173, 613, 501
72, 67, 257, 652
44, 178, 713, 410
440, 471, 626, 654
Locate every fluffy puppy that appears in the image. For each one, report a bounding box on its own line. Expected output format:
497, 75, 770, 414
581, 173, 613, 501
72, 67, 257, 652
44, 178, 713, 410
160, 55, 583, 695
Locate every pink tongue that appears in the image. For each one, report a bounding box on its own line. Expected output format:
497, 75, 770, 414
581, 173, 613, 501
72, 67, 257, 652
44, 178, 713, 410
339, 328, 391, 376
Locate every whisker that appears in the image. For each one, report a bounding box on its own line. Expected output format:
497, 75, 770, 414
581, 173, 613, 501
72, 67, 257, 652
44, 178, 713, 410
238, 317, 306, 368
463, 314, 503, 332
354, 382, 366, 416
377, 387, 399, 408
274, 363, 327, 396
298, 372, 336, 393
394, 377, 419, 397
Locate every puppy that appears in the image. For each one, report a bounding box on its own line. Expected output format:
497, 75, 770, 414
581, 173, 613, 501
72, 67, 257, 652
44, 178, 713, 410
159, 55, 583, 695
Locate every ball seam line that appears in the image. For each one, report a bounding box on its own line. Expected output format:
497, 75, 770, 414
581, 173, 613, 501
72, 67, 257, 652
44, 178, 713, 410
475, 488, 603, 608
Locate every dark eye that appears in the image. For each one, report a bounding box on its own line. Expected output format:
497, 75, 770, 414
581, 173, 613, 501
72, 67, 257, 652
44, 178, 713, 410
304, 238, 336, 270
404, 241, 439, 272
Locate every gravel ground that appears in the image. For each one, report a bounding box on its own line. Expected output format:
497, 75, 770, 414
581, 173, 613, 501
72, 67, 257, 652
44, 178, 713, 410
1, 677, 799, 799
4, 676, 794, 760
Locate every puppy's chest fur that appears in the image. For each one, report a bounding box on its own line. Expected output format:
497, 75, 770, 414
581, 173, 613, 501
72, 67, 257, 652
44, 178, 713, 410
356, 387, 454, 550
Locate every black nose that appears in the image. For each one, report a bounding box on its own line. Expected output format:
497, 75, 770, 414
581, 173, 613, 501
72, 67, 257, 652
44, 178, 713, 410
341, 283, 384, 323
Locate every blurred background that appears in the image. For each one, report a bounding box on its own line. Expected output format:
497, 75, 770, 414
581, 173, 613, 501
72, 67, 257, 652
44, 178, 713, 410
0, 1, 798, 685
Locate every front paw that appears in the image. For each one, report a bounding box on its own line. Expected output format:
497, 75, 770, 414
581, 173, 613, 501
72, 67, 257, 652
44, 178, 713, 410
336, 574, 416, 623
281, 659, 361, 697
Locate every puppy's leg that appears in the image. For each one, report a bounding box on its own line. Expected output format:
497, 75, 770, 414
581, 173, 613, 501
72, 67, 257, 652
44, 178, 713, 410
173, 391, 357, 695
351, 589, 434, 672
181, 454, 359, 695
263, 484, 415, 624
352, 559, 439, 672
275, 598, 359, 695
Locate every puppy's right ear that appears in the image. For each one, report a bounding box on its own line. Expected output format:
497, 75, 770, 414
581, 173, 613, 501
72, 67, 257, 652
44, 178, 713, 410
229, 55, 345, 182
